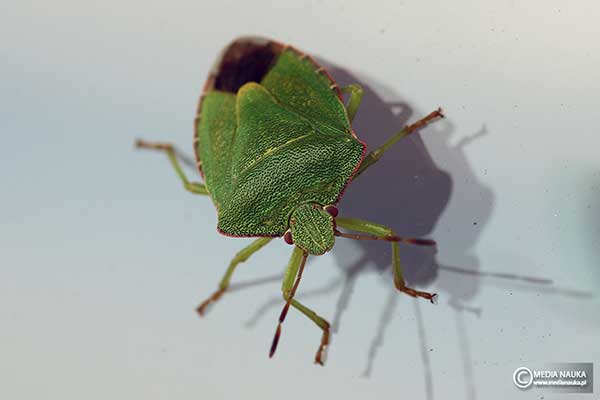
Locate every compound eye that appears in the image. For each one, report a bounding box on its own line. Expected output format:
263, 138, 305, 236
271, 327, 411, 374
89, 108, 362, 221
283, 230, 293, 245
324, 205, 338, 218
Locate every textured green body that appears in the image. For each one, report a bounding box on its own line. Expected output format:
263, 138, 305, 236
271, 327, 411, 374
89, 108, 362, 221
196, 49, 365, 237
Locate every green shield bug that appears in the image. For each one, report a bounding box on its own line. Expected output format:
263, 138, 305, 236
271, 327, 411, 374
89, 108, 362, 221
136, 37, 444, 365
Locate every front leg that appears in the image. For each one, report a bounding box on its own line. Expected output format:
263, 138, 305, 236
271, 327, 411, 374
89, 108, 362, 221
341, 84, 364, 124
269, 247, 331, 365
353, 108, 444, 180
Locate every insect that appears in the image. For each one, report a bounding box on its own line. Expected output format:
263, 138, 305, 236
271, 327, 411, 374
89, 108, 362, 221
136, 37, 443, 365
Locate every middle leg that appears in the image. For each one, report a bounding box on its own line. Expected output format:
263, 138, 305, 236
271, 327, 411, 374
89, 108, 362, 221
336, 217, 437, 303
197, 237, 273, 315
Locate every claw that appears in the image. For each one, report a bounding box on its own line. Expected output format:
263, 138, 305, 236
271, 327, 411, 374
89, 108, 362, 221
135, 139, 173, 151
315, 344, 328, 366
396, 284, 438, 303
430, 293, 439, 305
196, 287, 226, 316
314, 323, 330, 366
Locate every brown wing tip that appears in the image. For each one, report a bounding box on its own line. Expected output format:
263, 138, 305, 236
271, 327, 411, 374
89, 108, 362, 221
204, 37, 285, 94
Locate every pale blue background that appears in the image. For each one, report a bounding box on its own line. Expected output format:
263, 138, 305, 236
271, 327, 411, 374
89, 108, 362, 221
1, 1, 599, 399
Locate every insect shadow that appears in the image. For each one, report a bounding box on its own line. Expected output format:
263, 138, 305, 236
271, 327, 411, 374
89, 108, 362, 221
324, 68, 593, 393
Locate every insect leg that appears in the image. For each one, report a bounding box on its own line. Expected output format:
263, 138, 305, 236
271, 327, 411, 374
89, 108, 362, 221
335, 217, 438, 303
289, 299, 330, 366
196, 237, 273, 316
352, 108, 444, 180
269, 247, 331, 365
135, 139, 208, 195
341, 84, 363, 124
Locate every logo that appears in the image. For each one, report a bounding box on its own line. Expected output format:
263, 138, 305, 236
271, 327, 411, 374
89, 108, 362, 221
512, 363, 593, 393
513, 367, 533, 389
